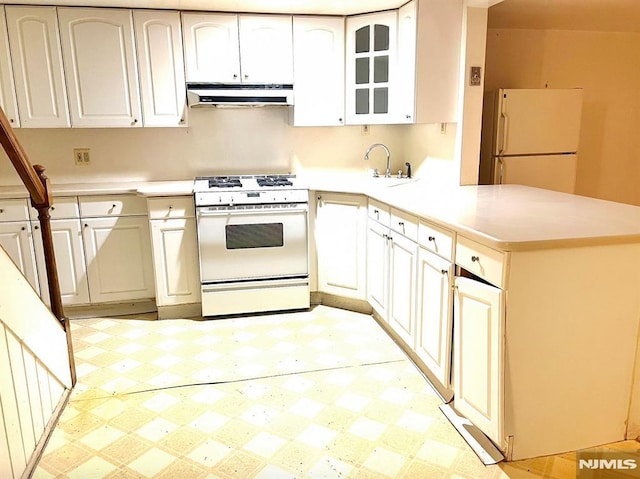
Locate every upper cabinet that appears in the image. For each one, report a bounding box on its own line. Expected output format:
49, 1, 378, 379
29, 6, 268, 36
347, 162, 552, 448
58, 7, 142, 127
182, 13, 240, 83
5, 6, 70, 128
0, 7, 19, 127
182, 13, 293, 84
238, 15, 293, 84
345, 11, 397, 125
292, 16, 345, 127
133, 10, 186, 127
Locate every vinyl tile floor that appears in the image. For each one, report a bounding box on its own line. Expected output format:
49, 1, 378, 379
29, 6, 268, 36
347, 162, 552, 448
33, 305, 636, 478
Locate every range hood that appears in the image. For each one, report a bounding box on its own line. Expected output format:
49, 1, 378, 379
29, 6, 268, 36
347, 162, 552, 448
187, 83, 294, 107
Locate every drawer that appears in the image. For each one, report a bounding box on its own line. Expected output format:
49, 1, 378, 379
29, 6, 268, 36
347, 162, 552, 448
368, 199, 390, 226
390, 208, 418, 242
418, 220, 454, 261
148, 196, 195, 219
456, 236, 506, 289
0, 199, 30, 222
79, 194, 147, 217
30, 197, 79, 220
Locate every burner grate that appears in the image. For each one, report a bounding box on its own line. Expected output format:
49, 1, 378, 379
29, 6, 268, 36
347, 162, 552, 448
256, 176, 293, 187
208, 176, 242, 188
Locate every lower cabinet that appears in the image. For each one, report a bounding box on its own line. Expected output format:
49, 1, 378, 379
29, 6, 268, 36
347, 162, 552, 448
32, 218, 90, 306
387, 232, 418, 346
315, 192, 367, 300
366, 219, 389, 317
147, 196, 201, 312
453, 274, 504, 447
414, 247, 453, 388
82, 216, 155, 303
0, 219, 39, 293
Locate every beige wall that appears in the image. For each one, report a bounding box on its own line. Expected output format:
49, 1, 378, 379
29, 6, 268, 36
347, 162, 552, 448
485, 28, 640, 206
0, 108, 457, 186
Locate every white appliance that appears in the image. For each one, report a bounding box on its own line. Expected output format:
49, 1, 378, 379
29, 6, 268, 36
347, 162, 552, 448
194, 175, 310, 317
480, 88, 583, 193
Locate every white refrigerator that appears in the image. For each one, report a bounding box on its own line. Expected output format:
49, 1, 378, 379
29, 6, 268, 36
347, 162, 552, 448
479, 88, 583, 193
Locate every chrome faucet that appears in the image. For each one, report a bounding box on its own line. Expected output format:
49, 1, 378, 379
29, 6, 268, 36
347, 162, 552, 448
364, 143, 391, 178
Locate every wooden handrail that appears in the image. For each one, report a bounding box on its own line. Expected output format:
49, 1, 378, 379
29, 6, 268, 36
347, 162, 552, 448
0, 106, 76, 386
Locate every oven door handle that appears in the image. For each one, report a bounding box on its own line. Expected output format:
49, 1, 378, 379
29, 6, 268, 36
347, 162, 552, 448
197, 206, 308, 217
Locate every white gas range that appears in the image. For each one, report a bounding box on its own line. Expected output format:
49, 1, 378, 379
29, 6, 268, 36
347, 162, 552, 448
194, 175, 310, 317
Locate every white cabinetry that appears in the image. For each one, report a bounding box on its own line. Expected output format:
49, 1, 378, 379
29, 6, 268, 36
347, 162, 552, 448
58, 7, 142, 127
315, 192, 367, 300
80, 195, 154, 303
414, 220, 455, 390
181, 12, 240, 83
292, 16, 344, 127
5, 5, 70, 128
0, 7, 20, 127
31, 198, 89, 306
238, 15, 293, 84
0, 199, 39, 292
367, 199, 418, 345
454, 274, 504, 446
147, 196, 200, 317
182, 13, 293, 84
345, 11, 397, 125
133, 10, 186, 127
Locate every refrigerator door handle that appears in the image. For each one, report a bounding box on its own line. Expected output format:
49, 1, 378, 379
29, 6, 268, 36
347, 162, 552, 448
496, 157, 504, 184
498, 112, 509, 154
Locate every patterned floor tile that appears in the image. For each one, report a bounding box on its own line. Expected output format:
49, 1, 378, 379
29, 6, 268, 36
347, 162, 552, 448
33, 305, 638, 478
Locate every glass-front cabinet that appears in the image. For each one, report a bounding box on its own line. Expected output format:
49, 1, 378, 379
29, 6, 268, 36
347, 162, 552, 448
345, 11, 397, 124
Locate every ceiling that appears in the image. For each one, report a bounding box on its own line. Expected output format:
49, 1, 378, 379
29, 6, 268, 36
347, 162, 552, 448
488, 0, 640, 33
0, 0, 407, 15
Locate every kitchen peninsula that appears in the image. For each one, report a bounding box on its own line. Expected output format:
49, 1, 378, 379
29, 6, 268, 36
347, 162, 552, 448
2, 177, 640, 463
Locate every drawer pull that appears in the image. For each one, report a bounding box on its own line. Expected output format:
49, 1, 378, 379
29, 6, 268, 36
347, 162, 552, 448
471, 255, 480, 262
0, 209, 3, 213
441, 269, 448, 275
428, 236, 435, 242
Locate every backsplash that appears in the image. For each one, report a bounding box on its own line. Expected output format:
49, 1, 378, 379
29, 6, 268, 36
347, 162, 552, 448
0, 107, 456, 185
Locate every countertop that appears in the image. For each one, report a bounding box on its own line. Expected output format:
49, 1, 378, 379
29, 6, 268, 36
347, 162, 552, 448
3, 175, 640, 251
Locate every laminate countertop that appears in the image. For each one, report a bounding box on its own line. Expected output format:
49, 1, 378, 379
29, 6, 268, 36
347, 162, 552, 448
3, 175, 640, 251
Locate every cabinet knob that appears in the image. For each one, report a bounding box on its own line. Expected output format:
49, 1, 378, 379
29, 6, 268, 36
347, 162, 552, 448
317, 195, 322, 201
9, 119, 14, 123
398, 221, 404, 226
34, 225, 39, 230
339, 118, 343, 123
168, 205, 173, 209
21, 226, 26, 231
471, 255, 480, 262
428, 236, 435, 242
406, 114, 411, 119
233, 73, 238, 79
0, 208, 3, 213
441, 269, 448, 275
51, 206, 55, 211
133, 118, 138, 125
244, 74, 249, 79
84, 223, 88, 228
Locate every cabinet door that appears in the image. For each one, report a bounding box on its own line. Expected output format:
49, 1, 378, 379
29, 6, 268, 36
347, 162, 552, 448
0, 7, 20, 127
150, 218, 200, 306
134, 10, 186, 127
316, 192, 367, 300
388, 233, 417, 345
396, 0, 416, 124
181, 12, 240, 83
58, 7, 142, 127
82, 216, 154, 303
5, 5, 70, 128
32, 219, 89, 306
345, 11, 397, 125
238, 15, 293, 84
292, 16, 344, 126
367, 220, 389, 319
415, 247, 453, 388
454, 276, 504, 445
0, 221, 39, 292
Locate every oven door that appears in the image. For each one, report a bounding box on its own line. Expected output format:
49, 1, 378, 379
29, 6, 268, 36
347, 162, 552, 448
196, 204, 308, 283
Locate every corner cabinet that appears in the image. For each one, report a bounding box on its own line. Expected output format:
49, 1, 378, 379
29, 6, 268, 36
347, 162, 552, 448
133, 10, 187, 127
315, 192, 367, 300
5, 5, 70, 128
292, 16, 345, 127
345, 11, 397, 125
58, 7, 142, 127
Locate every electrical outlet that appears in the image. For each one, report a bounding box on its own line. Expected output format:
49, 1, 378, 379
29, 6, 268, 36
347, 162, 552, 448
440, 123, 447, 135
74, 148, 91, 166
361, 125, 370, 136
470, 66, 482, 86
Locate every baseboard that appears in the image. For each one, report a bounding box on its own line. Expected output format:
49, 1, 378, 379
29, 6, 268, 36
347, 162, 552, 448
65, 299, 157, 319
315, 292, 372, 315
157, 303, 202, 319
